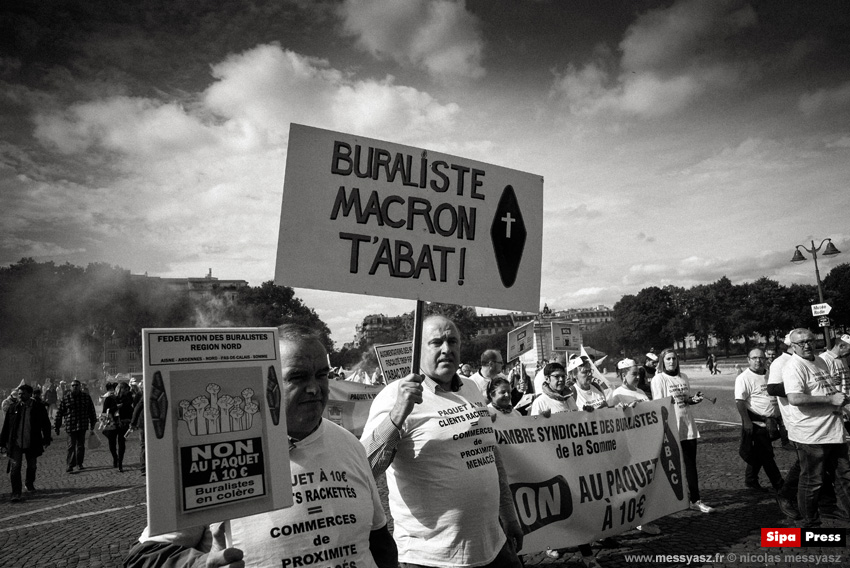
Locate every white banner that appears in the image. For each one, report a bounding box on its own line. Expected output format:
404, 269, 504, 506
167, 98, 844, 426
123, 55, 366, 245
492, 399, 688, 552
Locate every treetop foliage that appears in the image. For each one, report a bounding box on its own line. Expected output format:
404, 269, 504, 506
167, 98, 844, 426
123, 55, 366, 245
585, 268, 849, 358
0, 259, 333, 360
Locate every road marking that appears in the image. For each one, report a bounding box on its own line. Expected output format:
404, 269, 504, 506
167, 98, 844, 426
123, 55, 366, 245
0, 487, 140, 523
695, 418, 739, 427
0, 503, 146, 533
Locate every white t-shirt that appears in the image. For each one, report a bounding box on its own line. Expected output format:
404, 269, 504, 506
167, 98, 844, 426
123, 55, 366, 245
530, 392, 578, 415
820, 351, 850, 395
141, 419, 385, 568
573, 384, 609, 410
782, 354, 845, 445
820, 350, 850, 420
533, 368, 546, 396
768, 352, 793, 420
466, 371, 492, 399
609, 385, 649, 406
362, 376, 504, 567
734, 368, 776, 419
651, 371, 699, 441
487, 402, 521, 417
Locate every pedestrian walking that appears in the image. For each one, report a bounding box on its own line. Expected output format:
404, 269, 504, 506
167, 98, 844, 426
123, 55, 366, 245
54, 379, 97, 473
1, 384, 52, 501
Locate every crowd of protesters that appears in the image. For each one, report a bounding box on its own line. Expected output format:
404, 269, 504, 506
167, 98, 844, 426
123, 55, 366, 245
1, 374, 147, 502
5, 323, 849, 568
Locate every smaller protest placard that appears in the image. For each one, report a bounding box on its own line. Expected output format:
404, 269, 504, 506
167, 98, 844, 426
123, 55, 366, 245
374, 340, 413, 384
508, 320, 535, 361
551, 321, 581, 352
142, 328, 292, 536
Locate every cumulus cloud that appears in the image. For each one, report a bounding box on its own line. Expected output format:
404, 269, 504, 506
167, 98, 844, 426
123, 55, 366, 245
15, 43, 461, 288
34, 97, 217, 156
205, 43, 459, 141
552, 0, 757, 118
338, 0, 485, 80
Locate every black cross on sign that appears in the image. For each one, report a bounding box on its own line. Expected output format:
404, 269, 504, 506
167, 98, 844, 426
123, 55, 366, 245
490, 185, 526, 288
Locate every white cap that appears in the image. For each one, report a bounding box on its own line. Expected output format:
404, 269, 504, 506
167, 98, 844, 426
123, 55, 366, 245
567, 356, 587, 372
839, 334, 850, 345
783, 333, 792, 346
617, 358, 637, 370
645, 353, 658, 362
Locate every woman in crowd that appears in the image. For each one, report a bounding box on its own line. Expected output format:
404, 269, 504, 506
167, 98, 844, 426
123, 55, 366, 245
531, 362, 606, 567
530, 362, 577, 416
607, 359, 662, 535
102, 381, 134, 471
651, 348, 713, 513
486, 377, 521, 417
570, 357, 610, 411
609, 359, 649, 407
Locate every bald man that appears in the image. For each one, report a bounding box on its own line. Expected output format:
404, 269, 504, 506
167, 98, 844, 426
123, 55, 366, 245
361, 315, 523, 568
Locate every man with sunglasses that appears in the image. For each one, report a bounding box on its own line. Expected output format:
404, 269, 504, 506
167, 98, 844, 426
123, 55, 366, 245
783, 328, 850, 527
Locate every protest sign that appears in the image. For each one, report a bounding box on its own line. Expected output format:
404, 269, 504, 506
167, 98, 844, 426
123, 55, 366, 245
324, 380, 385, 438
550, 321, 581, 353
275, 124, 543, 312
492, 399, 688, 552
142, 328, 292, 536
508, 320, 535, 361
373, 340, 413, 384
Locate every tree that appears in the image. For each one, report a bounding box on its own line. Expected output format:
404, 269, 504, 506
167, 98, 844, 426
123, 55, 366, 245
399, 302, 480, 341
613, 287, 677, 352
745, 277, 793, 344
662, 285, 692, 359
583, 321, 625, 358
235, 281, 333, 352
823, 263, 850, 328
708, 276, 740, 357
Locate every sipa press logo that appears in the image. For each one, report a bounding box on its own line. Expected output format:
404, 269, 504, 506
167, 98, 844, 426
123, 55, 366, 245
762, 528, 846, 547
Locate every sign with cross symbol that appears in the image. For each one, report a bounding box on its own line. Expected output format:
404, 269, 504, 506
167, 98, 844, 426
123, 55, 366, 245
275, 124, 543, 312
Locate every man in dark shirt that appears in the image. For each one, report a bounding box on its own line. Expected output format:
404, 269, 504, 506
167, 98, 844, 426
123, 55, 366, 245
1, 384, 52, 501
54, 379, 97, 473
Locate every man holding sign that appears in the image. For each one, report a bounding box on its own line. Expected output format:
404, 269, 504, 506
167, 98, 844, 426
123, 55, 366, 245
361, 315, 523, 568
125, 325, 397, 568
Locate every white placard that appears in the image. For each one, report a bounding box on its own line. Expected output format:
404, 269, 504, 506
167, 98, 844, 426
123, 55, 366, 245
275, 124, 543, 312
508, 320, 535, 361
374, 340, 413, 384
551, 321, 582, 352
142, 328, 293, 536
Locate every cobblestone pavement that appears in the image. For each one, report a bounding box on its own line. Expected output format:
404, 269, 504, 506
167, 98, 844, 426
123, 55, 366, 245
2, 420, 849, 567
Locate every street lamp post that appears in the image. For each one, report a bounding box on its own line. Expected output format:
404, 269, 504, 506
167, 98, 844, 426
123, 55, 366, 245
791, 238, 841, 349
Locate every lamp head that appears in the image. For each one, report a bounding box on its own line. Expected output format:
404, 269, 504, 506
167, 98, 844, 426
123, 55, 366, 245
823, 241, 841, 256
790, 249, 806, 263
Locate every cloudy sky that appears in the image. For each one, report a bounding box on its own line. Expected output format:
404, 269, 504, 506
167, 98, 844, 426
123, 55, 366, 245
2, 0, 849, 346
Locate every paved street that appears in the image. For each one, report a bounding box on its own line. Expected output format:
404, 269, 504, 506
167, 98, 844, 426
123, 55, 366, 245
2, 398, 849, 567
